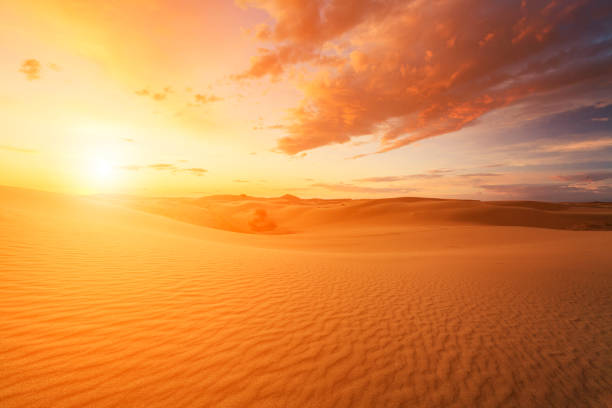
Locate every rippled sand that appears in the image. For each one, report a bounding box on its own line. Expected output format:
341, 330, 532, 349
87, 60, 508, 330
1, 186, 611, 407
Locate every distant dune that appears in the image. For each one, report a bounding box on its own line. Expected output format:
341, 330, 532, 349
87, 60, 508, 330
1, 185, 611, 407
105, 192, 612, 234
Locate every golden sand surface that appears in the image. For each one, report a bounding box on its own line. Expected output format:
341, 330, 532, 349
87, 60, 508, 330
1, 186, 611, 407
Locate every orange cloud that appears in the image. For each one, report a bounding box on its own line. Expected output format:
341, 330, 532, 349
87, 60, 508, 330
239, 0, 611, 155
194, 94, 222, 104
543, 138, 612, 152
183, 167, 207, 176
19, 59, 42, 80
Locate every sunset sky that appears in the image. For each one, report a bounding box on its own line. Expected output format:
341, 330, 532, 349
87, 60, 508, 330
1, 0, 611, 200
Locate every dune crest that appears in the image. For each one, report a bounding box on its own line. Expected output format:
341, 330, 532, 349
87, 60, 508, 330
103, 192, 612, 235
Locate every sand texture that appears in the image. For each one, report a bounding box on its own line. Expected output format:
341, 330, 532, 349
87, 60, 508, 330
1, 186, 611, 407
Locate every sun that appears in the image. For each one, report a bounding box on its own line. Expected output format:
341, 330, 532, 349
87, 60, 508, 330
92, 158, 114, 181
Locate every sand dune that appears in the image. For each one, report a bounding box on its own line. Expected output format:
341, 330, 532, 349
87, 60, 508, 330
1, 186, 611, 407
107, 193, 612, 235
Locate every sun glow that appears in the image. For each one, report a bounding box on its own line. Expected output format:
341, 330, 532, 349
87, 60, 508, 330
92, 158, 114, 182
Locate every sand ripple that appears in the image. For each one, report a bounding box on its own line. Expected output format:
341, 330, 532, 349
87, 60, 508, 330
1, 188, 611, 407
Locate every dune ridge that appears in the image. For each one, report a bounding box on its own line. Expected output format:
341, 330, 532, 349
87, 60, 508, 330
104, 192, 612, 235
1, 186, 611, 407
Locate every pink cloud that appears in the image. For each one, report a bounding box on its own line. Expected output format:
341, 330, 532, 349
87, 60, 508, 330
238, 0, 611, 155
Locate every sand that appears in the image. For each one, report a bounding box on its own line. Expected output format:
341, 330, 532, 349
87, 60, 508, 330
1, 185, 611, 407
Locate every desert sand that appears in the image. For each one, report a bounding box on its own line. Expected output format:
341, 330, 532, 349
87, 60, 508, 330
1, 185, 611, 407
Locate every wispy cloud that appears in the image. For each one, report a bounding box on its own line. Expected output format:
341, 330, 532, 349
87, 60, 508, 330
118, 163, 207, 176
542, 138, 612, 152
194, 93, 222, 105
135, 86, 222, 107
556, 171, 612, 183
0, 144, 37, 153
147, 163, 176, 170
183, 167, 207, 176
312, 182, 414, 194
480, 183, 612, 201
355, 170, 500, 183
135, 89, 168, 102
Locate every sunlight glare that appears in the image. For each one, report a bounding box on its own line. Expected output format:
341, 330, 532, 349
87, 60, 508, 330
92, 158, 114, 182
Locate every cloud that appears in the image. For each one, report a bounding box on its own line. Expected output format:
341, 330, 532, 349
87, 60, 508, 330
0, 144, 37, 153
312, 182, 414, 194
238, 0, 612, 155
148, 163, 176, 170
354, 169, 500, 183
480, 183, 612, 201
543, 138, 612, 152
134, 87, 222, 108
457, 173, 501, 178
118, 163, 207, 176
183, 167, 207, 176
556, 171, 612, 183
133, 89, 168, 102
19, 59, 41, 80
194, 93, 222, 104
355, 173, 444, 182
355, 176, 410, 183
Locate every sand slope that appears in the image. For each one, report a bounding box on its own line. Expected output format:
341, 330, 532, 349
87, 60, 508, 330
1, 186, 611, 407
107, 194, 612, 235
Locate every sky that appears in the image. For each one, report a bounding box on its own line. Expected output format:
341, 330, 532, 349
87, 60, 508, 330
1, 0, 611, 201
